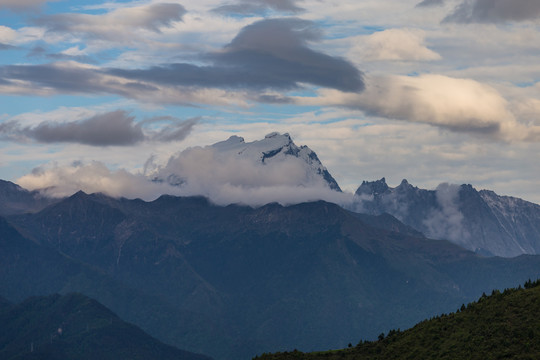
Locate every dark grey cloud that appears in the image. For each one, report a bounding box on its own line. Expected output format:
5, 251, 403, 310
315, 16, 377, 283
213, 0, 303, 16
0, 111, 197, 146
443, 0, 540, 23
108, 18, 364, 93
0, 63, 107, 94
416, 0, 446, 7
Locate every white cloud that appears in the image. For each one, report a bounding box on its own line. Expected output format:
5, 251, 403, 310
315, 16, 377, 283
36, 3, 186, 46
423, 183, 471, 244
297, 74, 540, 142
350, 28, 441, 62
0, 26, 45, 45
17, 161, 161, 199
16, 150, 352, 207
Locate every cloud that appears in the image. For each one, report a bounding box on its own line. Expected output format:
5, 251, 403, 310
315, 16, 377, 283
0, 61, 250, 106
16, 147, 352, 207
35, 3, 186, 42
444, 0, 540, 23
144, 116, 200, 143
296, 74, 540, 141
422, 183, 471, 244
0, 110, 197, 146
0, 18, 363, 104
213, 0, 303, 16
109, 18, 364, 93
0, 25, 45, 46
416, 0, 446, 7
0, 0, 57, 12
352, 28, 441, 62
17, 161, 166, 200
0, 43, 15, 50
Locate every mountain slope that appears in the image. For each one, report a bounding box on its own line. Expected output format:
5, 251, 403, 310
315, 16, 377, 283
7, 192, 540, 360
255, 280, 540, 360
354, 178, 540, 257
0, 293, 212, 360
0, 215, 216, 359
0, 180, 57, 216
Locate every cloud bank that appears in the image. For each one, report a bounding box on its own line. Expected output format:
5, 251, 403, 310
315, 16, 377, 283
16, 138, 351, 207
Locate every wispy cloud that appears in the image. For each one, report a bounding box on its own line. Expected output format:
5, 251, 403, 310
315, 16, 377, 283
34, 3, 186, 42
213, 0, 304, 16
443, 0, 540, 23
416, 0, 446, 7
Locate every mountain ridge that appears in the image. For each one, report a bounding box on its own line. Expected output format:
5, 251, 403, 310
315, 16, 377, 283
354, 178, 540, 257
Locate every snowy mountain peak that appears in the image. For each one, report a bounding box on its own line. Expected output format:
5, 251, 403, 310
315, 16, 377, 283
211, 132, 341, 191
154, 132, 342, 195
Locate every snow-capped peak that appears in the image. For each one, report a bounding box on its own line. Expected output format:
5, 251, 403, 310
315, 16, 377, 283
211, 132, 341, 191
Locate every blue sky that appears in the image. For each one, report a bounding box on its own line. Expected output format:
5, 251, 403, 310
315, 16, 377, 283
1, 0, 540, 203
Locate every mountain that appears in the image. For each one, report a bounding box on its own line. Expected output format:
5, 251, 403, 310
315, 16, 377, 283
6, 192, 540, 359
255, 279, 540, 359
0, 215, 214, 359
0, 293, 212, 360
155, 132, 341, 192
354, 178, 540, 257
0, 180, 58, 216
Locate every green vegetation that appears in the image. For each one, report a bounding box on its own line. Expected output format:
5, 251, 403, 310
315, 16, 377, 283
255, 279, 540, 360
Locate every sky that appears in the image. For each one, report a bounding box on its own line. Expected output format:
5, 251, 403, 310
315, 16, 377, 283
0, 0, 539, 204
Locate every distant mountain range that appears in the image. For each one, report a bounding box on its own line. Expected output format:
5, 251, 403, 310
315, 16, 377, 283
3, 133, 540, 257
354, 178, 540, 257
2, 191, 540, 359
256, 280, 540, 359
0, 292, 212, 360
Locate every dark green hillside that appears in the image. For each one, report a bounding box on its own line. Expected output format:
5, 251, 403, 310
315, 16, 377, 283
255, 280, 540, 360
0, 293, 212, 360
